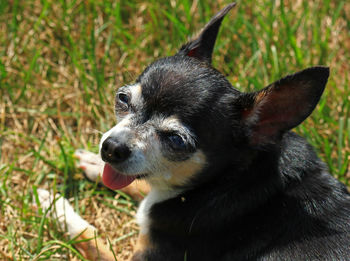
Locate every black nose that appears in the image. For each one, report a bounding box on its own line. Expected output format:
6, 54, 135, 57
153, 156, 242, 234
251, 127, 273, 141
101, 137, 131, 163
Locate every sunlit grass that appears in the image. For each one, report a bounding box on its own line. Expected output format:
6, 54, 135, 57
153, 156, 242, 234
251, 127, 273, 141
1, 0, 349, 259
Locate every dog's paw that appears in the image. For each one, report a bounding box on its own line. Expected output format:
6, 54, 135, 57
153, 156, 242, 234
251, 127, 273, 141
74, 149, 104, 182
35, 189, 93, 238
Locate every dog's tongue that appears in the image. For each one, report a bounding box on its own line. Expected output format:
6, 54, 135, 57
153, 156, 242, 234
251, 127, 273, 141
102, 163, 136, 190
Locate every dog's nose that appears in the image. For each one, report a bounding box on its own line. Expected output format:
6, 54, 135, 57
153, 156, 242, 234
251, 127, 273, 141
101, 137, 131, 163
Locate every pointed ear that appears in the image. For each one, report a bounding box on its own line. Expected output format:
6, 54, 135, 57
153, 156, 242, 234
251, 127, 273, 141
177, 3, 236, 64
241, 66, 330, 145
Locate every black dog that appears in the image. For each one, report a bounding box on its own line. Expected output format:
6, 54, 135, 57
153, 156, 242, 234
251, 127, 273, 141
38, 3, 350, 260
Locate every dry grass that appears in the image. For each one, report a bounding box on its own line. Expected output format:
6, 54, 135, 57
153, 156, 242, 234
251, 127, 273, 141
1, 0, 349, 260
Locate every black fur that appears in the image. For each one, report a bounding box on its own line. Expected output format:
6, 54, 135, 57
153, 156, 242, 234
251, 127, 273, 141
131, 3, 350, 260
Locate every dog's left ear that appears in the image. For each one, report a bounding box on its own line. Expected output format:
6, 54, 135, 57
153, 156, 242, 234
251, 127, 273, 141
241, 66, 330, 145
177, 3, 236, 64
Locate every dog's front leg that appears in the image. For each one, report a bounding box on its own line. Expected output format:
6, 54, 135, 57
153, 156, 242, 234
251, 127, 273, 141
35, 189, 116, 261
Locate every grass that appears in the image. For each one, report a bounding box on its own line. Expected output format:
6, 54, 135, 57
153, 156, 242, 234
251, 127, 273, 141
1, 0, 349, 259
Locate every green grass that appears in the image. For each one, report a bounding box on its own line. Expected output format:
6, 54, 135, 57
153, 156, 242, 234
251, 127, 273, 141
1, 0, 349, 259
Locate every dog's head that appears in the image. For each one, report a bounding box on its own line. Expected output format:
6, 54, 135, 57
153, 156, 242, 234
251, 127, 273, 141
99, 3, 329, 191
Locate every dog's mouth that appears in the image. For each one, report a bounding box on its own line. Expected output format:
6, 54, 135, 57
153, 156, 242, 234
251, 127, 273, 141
102, 163, 147, 190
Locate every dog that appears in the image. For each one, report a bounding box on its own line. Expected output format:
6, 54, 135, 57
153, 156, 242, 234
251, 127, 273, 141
37, 3, 350, 260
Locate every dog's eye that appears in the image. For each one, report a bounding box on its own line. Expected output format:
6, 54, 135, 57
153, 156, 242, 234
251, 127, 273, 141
168, 134, 186, 150
118, 93, 129, 104
117, 93, 130, 108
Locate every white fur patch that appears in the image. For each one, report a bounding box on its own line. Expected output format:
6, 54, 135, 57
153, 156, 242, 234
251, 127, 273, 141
129, 83, 143, 108
136, 188, 181, 234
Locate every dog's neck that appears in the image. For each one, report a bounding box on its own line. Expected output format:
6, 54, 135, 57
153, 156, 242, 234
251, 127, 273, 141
136, 186, 182, 235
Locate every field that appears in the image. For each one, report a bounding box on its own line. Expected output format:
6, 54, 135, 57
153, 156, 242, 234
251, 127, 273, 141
1, 0, 349, 260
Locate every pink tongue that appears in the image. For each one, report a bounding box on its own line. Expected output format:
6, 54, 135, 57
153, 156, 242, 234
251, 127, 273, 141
102, 163, 136, 190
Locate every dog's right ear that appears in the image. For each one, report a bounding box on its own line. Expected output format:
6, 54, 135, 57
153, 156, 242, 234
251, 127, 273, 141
177, 3, 236, 64
240, 66, 330, 145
